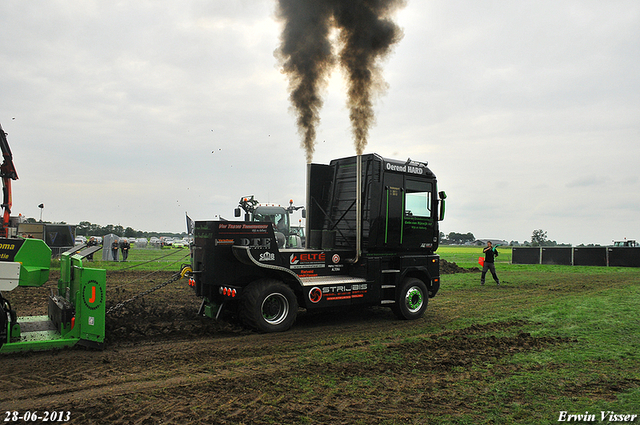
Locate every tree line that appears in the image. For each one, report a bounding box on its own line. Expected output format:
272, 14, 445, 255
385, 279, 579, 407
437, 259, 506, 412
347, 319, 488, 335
440, 229, 571, 246
23, 216, 571, 246
20, 217, 187, 239
76, 221, 187, 239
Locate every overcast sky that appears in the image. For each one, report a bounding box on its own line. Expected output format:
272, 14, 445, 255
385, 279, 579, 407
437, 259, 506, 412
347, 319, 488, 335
1, 1, 638, 246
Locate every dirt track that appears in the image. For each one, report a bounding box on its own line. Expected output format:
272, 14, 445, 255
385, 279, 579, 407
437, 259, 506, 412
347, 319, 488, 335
2, 266, 569, 424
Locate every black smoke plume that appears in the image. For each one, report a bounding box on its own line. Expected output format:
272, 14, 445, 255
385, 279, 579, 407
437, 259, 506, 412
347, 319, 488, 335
275, 0, 405, 163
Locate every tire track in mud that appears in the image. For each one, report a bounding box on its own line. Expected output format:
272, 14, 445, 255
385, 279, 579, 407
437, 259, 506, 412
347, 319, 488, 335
3, 267, 581, 424
4, 316, 387, 408
3, 320, 561, 406
3, 320, 575, 424
3, 335, 299, 411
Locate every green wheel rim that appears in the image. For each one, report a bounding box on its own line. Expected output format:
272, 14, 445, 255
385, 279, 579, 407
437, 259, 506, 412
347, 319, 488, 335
404, 286, 424, 314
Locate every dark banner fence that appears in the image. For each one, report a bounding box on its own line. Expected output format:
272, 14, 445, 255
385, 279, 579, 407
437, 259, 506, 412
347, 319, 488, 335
574, 247, 608, 266
512, 247, 640, 267
542, 247, 572, 265
512, 247, 540, 265
609, 247, 640, 267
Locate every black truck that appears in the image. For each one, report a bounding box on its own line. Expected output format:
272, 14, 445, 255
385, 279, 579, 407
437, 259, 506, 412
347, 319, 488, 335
190, 153, 446, 332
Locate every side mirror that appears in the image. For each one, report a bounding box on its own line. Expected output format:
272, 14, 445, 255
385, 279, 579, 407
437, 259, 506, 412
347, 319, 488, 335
234, 208, 241, 218
438, 191, 447, 221
301, 209, 306, 219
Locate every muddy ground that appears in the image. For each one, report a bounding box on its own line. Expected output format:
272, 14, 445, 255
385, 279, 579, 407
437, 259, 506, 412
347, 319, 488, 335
2, 262, 569, 424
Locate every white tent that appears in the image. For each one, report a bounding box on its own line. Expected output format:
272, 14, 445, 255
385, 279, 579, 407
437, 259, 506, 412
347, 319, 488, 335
102, 234, 119, 261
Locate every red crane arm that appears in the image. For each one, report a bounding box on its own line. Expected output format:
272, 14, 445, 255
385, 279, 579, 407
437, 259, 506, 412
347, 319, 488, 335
0, 124, 18, 238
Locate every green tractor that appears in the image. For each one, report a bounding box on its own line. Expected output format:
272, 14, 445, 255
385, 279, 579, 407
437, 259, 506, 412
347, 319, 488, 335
234, 195, 306, 249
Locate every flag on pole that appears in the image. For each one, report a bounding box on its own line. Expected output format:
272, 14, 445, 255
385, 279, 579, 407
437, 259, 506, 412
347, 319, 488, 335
186, 213, 194, 235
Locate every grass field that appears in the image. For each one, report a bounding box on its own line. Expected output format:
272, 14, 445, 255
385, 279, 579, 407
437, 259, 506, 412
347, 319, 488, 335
56, 245, 192, 272
438, 244, 512, 268
53, 244, 640, 423
425, 245, 640, 423
434, 267, 639, 422
78, 244, 500, 271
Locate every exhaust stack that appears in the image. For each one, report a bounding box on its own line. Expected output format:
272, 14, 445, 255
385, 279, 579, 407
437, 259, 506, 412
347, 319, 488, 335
354, 154, 362, 263
305, 163, 310, 249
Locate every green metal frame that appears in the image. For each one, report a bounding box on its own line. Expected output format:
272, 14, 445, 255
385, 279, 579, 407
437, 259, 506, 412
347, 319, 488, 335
0, 242, 106, 354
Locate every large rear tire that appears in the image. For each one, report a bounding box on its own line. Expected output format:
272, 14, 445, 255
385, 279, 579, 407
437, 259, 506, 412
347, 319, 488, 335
241, 279, 298, 332
392, 277, 428, 320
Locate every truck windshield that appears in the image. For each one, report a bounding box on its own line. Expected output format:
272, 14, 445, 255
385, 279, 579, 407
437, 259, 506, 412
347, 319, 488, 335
253, 212, 289, 233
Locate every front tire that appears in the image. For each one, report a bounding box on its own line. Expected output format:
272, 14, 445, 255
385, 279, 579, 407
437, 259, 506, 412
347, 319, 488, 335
392, 277, 428, 320
241, 279, 298, 332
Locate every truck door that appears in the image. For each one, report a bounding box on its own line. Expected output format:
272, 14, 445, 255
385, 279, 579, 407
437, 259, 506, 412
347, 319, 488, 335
403, 178, 434, 249
383, 173, 404, 248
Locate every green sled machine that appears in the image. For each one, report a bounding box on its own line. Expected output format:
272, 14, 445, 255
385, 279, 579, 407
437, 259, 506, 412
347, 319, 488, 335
0, 238, 106, 354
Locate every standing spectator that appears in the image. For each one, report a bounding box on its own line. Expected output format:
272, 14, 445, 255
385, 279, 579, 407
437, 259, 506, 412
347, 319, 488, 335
111, 238, 119, 262
120, 238, 131, 262
480, 241, 500, 286
87, 236, 98, 261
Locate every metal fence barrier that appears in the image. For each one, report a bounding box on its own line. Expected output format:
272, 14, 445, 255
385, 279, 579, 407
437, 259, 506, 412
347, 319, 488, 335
512, 247, 640, 267
542, 247, 572, 265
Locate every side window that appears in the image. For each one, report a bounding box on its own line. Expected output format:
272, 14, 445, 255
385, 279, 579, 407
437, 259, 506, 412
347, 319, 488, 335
274, 213, 289, 231
405, 179, 432, 218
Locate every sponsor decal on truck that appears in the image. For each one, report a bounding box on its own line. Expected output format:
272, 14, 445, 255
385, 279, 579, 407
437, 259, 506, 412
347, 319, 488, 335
290, 252, 326, 269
